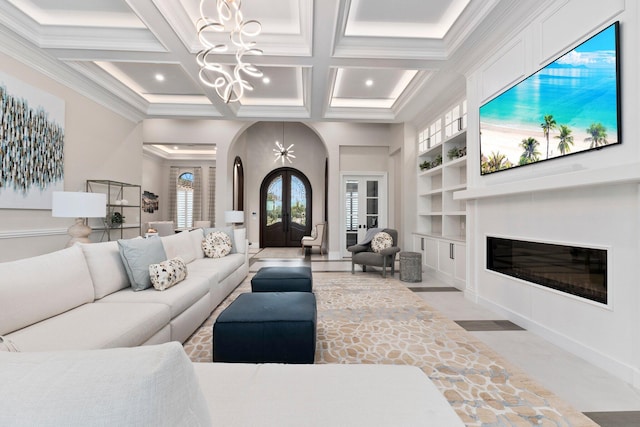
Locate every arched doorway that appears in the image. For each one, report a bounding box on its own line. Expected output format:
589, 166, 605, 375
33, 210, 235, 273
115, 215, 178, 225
260, 167, 312, 247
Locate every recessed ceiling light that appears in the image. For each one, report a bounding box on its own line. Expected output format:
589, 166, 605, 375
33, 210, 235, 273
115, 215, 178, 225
173, 146, 178, 150
365, 79, 374, 87
155, 74, 165, 82
263, 77, 270, 84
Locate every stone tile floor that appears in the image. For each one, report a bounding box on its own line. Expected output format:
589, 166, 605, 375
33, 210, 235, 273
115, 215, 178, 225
245, 248, 640, 426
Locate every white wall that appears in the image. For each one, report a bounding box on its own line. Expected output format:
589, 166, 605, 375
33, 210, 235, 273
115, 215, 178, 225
0, 52, 142, 261
464, 0, 640, 386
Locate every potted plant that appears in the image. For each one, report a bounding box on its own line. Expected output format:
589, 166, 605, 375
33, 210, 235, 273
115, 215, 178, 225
109, 211, 125, 228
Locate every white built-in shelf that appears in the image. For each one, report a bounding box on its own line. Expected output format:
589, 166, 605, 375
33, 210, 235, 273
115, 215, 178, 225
446, 156, 467, 168
419, 188, 443, 196
444, 183, 466, 192
418, 165, 444, 177
418, 211, 443, 216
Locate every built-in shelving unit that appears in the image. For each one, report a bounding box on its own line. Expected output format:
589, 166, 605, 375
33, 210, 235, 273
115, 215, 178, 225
416, 99, 467, 240
414, 99, 468, 288
86, 180, 142, 241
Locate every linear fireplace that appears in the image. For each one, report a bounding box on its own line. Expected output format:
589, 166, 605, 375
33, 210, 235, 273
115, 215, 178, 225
486, 237, 607, 304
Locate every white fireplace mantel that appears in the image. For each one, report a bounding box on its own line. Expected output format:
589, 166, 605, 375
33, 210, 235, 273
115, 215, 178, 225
454, 162, 640, 201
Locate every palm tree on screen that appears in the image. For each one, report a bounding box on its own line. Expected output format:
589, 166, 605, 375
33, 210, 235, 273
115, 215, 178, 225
482, 151, 512, 174
584, 123, 608, 148
541, 114, 557, 159
555, 125, 574, 155
519, 137, 541, 165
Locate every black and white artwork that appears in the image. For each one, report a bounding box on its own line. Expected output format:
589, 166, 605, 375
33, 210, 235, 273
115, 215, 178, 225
0, 71, 65, 209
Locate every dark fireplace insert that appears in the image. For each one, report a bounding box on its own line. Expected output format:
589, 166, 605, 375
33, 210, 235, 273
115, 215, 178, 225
486, 237, 607, 304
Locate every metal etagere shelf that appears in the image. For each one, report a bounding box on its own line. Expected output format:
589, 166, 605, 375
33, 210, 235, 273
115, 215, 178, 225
86, 179, 142, 241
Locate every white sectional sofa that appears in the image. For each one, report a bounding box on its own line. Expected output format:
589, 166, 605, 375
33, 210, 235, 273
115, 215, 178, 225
0, 342, 465, 426
0, 231, 466, 426
0, 228, 248, 352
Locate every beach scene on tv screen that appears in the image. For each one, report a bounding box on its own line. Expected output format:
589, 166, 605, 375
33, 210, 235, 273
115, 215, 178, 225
479, 23, 619, 175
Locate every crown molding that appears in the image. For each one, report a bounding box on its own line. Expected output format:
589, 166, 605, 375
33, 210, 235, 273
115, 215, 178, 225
0, 26, 146, 122
146, 103, 224, 119
39, 26, 165, 52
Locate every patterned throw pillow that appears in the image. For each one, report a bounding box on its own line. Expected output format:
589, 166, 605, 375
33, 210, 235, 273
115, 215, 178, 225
371, 232, 393, 253
202, 231, 232, 258
149, 257, 188, 291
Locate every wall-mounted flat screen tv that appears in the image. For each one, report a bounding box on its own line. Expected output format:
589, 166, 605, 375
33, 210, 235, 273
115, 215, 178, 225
479, 21, 620, 175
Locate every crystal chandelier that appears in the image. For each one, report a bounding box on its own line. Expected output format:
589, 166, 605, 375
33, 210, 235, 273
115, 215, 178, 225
273, 123, 295, 164
195, 0, 263, 103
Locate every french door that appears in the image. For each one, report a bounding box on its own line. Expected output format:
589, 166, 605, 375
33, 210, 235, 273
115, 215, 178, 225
341, 174, 387, 257
260, 168, 312, 247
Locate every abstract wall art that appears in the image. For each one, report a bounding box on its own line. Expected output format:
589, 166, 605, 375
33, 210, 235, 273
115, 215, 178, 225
0, 71, 65, 209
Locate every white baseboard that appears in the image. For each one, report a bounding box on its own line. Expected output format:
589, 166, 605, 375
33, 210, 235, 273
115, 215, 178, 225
476, 295, 639, 387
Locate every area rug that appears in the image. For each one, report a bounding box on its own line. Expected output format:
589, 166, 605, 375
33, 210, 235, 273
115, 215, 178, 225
251, 247, 304, 259
183, 272, 596, 427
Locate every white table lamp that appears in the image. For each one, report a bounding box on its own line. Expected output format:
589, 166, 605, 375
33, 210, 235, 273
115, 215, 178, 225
52, 191, 107, 247
224, 210, 244, 226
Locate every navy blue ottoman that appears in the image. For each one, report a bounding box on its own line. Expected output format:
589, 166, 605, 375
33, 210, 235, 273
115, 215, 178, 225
251, 266, 313, 292
213, 292, 317, 364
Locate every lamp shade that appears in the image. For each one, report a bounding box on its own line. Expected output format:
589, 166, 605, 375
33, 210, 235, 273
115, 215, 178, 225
52, 192, 106, 218
224, 210, 244, 224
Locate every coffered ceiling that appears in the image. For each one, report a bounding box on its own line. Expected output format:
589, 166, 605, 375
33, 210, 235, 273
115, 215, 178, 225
0, 0, 543, 124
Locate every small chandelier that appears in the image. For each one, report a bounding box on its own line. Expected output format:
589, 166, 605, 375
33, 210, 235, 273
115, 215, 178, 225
273, 123, 295, 164
195, 0, 263, 103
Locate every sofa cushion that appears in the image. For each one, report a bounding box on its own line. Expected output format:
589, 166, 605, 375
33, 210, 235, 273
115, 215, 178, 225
204, 226, 237, 254
193, 363, 464, 426
161, 231, 197, 264
149, 257, 188, 291
188, 228, 206, 259
233, 227, 247, 253
6, 302, 170, 351
202, 230, 232, 258
0, 245, 95, 335
0, 342, 211, 427
80, 241, 130, 299
98, 274, 210, 319
189, 254, 245, 283
118, 237, 167, 291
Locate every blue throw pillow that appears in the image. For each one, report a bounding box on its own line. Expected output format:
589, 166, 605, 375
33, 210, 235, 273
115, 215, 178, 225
203, 226, 237, 254
118, 238, 167, 291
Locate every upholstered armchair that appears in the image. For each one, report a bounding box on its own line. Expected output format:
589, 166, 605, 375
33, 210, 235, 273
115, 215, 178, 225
348, 228, 400, 278
148, 221, 175, 237
301, 222, 326, 255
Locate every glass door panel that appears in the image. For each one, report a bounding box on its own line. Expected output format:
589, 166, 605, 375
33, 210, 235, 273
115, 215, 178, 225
345, 180, 359, 248
342, 175, 387, 257
266, 176, 283, 226
290, 175, 307, 227
366, 180, 379, 229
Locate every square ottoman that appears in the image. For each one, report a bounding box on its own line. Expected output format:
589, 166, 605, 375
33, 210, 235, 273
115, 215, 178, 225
213, 292, 316, 364
251, 266, 313, 292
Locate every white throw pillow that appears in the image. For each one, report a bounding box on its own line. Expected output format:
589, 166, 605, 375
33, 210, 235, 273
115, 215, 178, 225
202, 231, 232, 258
149, 257, 188, 291
371, 232, 393, 253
